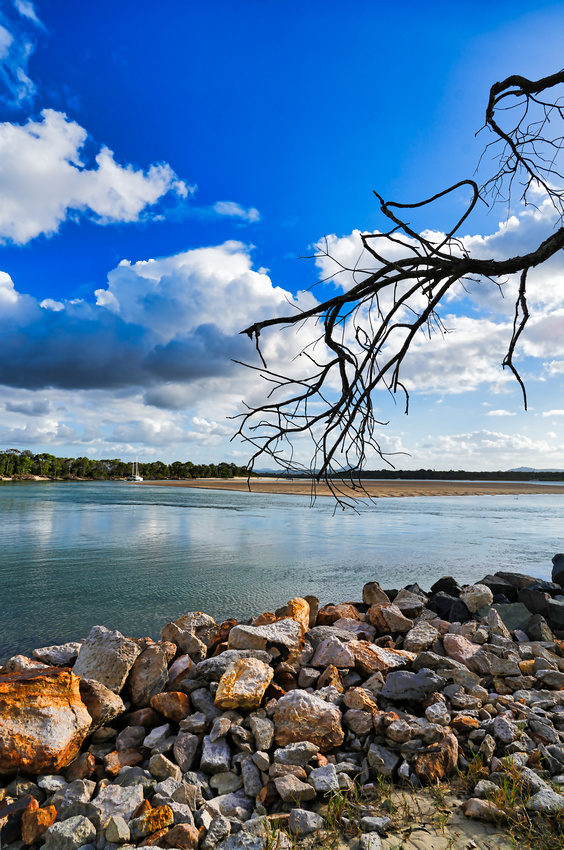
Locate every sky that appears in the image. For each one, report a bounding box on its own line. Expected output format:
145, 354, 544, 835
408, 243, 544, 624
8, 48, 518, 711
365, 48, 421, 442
1, 0, 564, 471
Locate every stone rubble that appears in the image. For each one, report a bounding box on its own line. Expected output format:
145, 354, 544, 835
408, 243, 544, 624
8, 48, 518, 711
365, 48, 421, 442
2, 560, 564, 847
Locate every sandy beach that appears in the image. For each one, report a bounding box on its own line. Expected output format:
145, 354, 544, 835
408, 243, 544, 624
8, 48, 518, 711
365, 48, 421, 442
139, 476, 564, 497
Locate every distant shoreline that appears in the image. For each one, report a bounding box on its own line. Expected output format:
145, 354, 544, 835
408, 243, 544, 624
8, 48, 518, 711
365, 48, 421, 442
138, 477, 564, 498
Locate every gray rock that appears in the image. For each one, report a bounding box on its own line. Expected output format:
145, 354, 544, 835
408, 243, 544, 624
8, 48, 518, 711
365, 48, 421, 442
43, 815, 96, 850
73, 625, 141, 693
380, 668, 445, 702
143, 722, 172, 750
210, 772, 243, 794
105, 814, 130, 844
274, 774, 316, 803
113, 766, 155, 794
191, 687, 223, 720
526, 789, 564, 813
92, 782, 145, 826
79, 678, 126, 730
367, 744, 399, 778
174, 730, 200, 772
241, 758, 262, 797
55, 779, 96, 817
288, 808, 325, 836
115, 724, 145, 750
248, 716, 274, 751
273, 741, 319, 766
201, 735, 232, 774
359, 816, 391, 835
362, 581, 391, 607
215, 833, 265, 850
492, 603, 533, 632
180, 711, 209, 734
128, 644, 170, 706
305, 626, 354, 648
309, 763, 339, 794
148, 753, 182, 781
359, 834, 382, 850
32, 641, 82, 666
202, 814, 232, 849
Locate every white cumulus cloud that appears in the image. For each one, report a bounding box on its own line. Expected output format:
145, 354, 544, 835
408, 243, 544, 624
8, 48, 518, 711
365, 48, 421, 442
0, 109, 190, 244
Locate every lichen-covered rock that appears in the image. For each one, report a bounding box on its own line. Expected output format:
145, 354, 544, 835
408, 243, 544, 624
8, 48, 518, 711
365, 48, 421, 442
73, 625, 141, 693
273, 689, 344, 752
0, 667, 91, 775
214, 657, 273, 711
275, 597, 310, 630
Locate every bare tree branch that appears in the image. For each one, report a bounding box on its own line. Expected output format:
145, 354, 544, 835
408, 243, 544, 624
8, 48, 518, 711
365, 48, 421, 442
232, 71, 564, 503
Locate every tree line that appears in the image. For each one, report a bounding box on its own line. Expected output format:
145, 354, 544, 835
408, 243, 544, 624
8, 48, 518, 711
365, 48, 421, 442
0, 450, 250, 480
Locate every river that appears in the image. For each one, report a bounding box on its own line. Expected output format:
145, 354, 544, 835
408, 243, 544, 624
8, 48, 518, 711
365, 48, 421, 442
0, 480, 562, 662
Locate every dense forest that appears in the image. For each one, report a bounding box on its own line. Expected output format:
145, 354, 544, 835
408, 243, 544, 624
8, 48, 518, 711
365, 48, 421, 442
341, 468, 564, 482
0, 450, 250, 480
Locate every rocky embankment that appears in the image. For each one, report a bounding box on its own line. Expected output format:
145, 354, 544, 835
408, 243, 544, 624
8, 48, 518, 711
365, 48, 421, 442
3, 558, 564, 849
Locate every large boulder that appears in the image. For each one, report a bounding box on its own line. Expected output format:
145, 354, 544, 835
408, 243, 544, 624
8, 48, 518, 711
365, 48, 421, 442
73, 626, 141, 693
0, 668, 91, 775
273, 689, 344, 752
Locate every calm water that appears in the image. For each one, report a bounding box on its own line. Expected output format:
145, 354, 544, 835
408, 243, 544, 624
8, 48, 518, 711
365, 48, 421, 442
0, 481, 562, 662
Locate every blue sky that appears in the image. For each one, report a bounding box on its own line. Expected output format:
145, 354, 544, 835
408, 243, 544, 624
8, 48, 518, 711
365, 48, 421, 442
1, 0, 564, 470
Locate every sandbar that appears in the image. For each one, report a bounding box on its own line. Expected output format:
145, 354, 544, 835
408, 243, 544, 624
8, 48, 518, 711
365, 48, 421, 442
139, 477, 564, 498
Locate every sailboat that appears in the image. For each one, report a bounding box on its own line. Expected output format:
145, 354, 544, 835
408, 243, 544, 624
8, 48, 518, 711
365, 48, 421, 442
127, 459, 143, 482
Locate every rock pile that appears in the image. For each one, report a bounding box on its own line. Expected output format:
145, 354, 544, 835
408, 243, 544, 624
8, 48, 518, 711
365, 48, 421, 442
2, 557, 564, 848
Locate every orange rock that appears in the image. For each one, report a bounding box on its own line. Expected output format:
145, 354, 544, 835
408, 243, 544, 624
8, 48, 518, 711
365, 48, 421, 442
150, 691, 191, 722
347, 640, 416, 676
255, 612, 277, 626
414, 733, 458, 784
21, 803, 57, 845
103, 748, 143, 778
163, 823, 200, 848
64, 751, 96, 781
274, 670, 298, 691
131, 805, 174, 840
0, 667, 91, 775
214, 658, 274, 710
257, 780, 278, 808
139, 827, 169, 846
343, 687, 378, 712
450, 715, 479, 733
265, 682, 286, 700
167, 655, 195, 689
124, 706, 163, 728
304, 595, 319, 628
134, 798, 153, 818
316, 665, 344, 692
275, 598, 310, 630
0, 795, 37, 843
367, 603, 391, 631
317, 603, 361, 625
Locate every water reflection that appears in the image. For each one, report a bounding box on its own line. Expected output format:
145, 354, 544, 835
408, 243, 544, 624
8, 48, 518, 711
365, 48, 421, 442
0, 482, 560, 661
